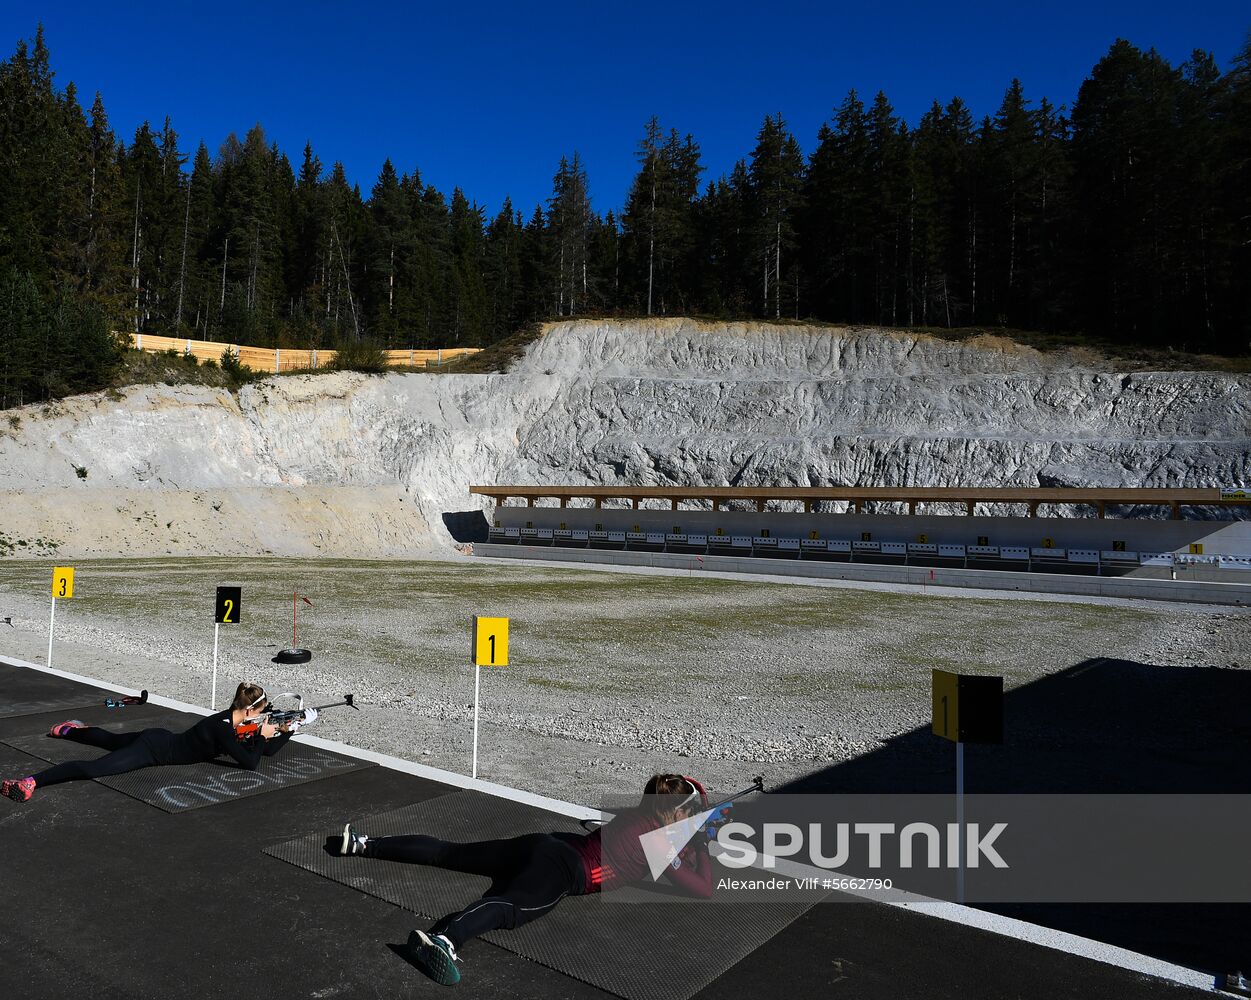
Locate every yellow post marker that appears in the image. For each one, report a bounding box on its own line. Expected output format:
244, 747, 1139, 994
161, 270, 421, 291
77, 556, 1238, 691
1188, 543, 1204, 555
473, 616, 509, 667
52, 567, 74, 599
932, 669, 960, 741
470, 616, 509, 779
49, 567, 75, 669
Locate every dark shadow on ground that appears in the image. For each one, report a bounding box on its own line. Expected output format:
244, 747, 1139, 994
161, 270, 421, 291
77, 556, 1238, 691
769, 657, 1251, 976
442, 510, 490, 543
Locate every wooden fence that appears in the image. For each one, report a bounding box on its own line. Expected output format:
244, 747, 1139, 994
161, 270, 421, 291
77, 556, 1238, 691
124, 333, 480, 373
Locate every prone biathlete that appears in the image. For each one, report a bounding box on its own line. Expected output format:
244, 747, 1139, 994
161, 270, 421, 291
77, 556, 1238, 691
328, 773, 716, 986
1, 682, 311, 802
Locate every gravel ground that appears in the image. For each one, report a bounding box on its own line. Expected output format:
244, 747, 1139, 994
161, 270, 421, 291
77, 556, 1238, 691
0, 556, 1247, 804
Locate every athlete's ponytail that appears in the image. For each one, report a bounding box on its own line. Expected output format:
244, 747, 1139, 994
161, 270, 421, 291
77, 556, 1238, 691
231, 682, 267, 712
643, 773, 705, 825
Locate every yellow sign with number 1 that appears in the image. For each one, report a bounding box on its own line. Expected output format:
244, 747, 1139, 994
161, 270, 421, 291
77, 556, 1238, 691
52, 567, 75, 599
473, 617, 509, 666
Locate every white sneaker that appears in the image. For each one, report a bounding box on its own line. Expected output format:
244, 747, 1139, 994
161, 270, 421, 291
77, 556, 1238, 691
340, 822, 368, 856
408, 929, 462, 986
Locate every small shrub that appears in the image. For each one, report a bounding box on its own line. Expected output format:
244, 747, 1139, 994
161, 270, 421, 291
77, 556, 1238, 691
220, 348, 252, 386
330, 338, 390, 374
7, 414, 18, 429
73, 464, 88, 480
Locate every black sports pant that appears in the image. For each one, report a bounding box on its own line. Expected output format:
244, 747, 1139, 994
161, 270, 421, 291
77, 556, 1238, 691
33, 727, 173, 787
366, 833, 584, 949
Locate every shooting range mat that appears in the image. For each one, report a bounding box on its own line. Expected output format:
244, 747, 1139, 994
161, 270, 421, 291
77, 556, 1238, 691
1, 728, 373, 813
0, 662, 111, 719
264, 790, 830, 1000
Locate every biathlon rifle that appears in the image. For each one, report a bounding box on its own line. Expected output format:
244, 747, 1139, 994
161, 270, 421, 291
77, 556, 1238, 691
234, 692, 358, 741
701, 774, 765, 838
104, 690, 148, 708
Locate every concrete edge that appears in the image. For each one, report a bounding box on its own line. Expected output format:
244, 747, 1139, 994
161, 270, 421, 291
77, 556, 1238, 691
471, 548, 1248, 612
0, 652, 1230, 995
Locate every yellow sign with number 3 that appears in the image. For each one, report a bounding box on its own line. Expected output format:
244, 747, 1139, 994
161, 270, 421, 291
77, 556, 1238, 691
472, 616, 509, 666
52, 567, 75, 599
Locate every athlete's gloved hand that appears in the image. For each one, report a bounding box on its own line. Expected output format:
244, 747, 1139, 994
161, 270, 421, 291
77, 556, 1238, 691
299, 707, 319, 728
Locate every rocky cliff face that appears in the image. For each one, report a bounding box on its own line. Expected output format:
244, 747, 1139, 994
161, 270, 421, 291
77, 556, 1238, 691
0, 319, 1246, 557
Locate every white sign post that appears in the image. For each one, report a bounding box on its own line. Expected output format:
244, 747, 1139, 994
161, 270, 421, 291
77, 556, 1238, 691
48, 567, 75, 670
471, 662, 481, 779
470, 616, 509, 779
212, 623, 220, 710
932, 669, 1003, 906
47, 597, 56, 669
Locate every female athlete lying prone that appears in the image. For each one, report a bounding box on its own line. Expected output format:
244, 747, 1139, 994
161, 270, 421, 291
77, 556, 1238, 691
328, 773, 716, 986
1, 682, 313, 802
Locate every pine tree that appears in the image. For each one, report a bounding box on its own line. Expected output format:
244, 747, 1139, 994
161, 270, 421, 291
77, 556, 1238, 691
546, 153, 593, 316
1221, 34, 1251, 352
747, 114, 805, 318
448, 188, 488, 343
365, 159, 408, 345
483, 197, 523, 338
1070, 40, 1183, 345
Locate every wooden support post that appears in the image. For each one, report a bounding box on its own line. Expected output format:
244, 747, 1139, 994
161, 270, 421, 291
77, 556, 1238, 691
756, 500, 766, 513
595, 498, 602, 510
527, 497, 535, 508
908, 500, 917, 515
559, 497, 568, 509
632, 499, 640, 510
803, 501, 812, 513
1028, 502, 1038, 518
713, 500, 721, 512
1096, 501, 1106, 519
966, 501, 975, 517
854, 500, 862, 515
1171, 501, 1180, 520
670, 499, 678, 511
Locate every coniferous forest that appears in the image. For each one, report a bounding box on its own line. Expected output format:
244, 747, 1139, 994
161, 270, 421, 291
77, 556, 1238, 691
1, 27, 1249, 406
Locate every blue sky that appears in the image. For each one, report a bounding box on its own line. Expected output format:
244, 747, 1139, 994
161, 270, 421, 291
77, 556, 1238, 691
6, 2, 1248, 217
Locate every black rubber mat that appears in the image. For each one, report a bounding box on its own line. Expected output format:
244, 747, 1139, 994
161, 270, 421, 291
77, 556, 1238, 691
264, 790, 828, 1000
0, 663, 106, 719
3, 728, 373, 813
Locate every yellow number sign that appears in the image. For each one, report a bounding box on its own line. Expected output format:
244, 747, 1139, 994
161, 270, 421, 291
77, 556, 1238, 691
1188, 543, 1204, 555
52, 566, 75, 599
932, 669, 959, 741
932, 669, 1004, 744
473, 616, 509, 666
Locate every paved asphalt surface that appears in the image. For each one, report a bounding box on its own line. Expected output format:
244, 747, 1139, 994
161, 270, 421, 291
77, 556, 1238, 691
0, 664, 1228, 1000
